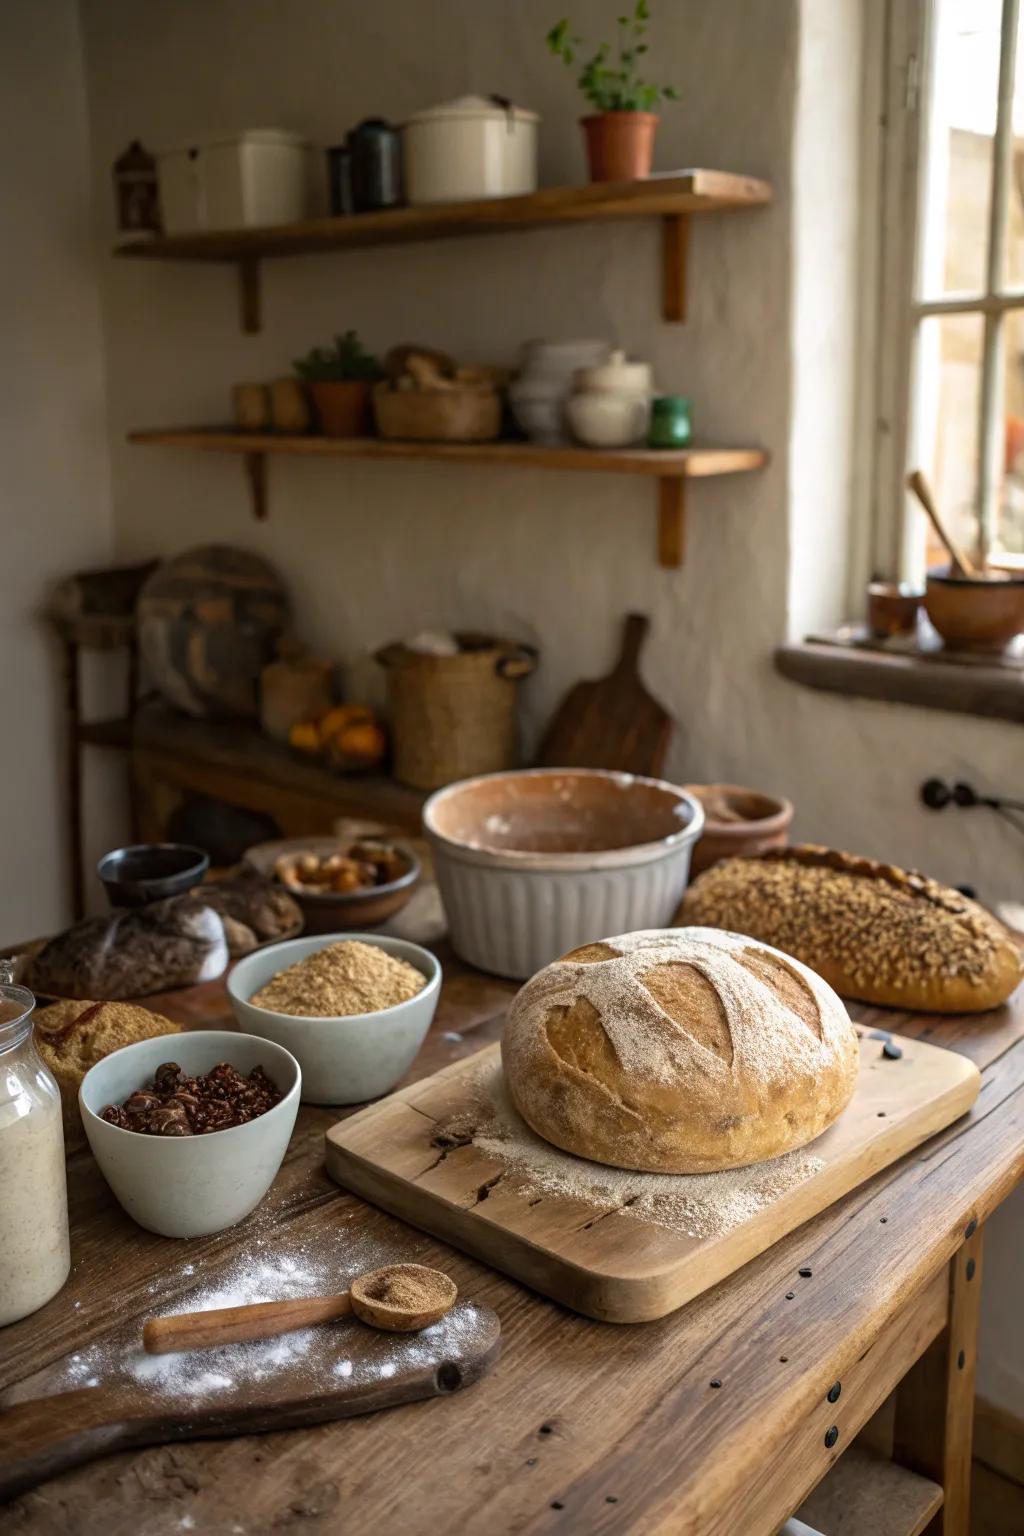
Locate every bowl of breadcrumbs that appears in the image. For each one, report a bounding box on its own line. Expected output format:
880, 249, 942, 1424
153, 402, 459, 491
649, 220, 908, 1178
228, 935, 441, 1105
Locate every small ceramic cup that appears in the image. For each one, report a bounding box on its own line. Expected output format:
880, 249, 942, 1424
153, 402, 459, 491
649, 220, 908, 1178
227, 934, 441, 1105
79, 1031, 301, 1239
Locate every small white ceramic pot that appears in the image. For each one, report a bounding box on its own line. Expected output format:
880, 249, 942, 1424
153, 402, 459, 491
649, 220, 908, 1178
566, 349, 653, 449
227, 934, 441, 1105
509, 339, 611, 443
424, 768, 704, 979
402, 95, 539, 204
79, 1031, 301, 1239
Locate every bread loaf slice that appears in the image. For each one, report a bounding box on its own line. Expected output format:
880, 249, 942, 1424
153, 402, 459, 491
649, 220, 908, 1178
679, 846, 1023, 1013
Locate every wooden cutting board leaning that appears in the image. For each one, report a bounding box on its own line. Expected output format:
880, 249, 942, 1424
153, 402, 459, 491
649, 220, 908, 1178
325, 1032, 979, 1323
537, 612, 672, 777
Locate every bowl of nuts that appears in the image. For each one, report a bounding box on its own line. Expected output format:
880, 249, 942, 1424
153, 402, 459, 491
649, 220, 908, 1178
79, 1030, 301, 1237
245, 836, 420, 934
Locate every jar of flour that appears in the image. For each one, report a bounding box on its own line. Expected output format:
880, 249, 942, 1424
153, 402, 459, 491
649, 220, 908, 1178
0, 979, 70, 1325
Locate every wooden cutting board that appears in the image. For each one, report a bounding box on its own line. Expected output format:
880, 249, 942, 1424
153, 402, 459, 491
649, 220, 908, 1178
325, 1033, 979, 1324
0, 1299, 500, 1501
537, 613, 672, 776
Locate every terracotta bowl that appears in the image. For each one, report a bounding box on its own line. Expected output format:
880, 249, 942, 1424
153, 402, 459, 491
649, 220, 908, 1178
684, 784, 794, 877
244, 836, 420, 935
423, 768, 704, 979
924, 566, 1024, 652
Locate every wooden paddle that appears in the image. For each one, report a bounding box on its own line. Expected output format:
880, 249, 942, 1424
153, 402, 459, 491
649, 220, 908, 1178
537, 613, 672, 777
0, 1298, 499, 1503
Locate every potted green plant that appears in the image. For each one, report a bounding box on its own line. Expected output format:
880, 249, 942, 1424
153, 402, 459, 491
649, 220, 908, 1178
547, 1, 678, 183
293, 330, 384, 438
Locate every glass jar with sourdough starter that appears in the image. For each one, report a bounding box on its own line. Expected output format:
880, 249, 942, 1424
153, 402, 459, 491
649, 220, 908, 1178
0, 979, 70, 1325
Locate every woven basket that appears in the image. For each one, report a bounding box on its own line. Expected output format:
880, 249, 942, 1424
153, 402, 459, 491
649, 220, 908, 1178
373, 384, 502, 442
376, 634, 538, 790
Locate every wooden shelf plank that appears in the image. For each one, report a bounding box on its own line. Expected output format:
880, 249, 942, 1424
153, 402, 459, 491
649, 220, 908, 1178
115, 170, 772, 265
795, 1445, 943, 1536
128, 426, 767, 481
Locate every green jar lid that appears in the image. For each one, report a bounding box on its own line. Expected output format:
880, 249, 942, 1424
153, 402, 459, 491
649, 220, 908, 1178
651, 394, 691, 410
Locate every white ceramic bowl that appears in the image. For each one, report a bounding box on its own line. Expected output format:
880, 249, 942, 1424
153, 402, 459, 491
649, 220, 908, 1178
79, 1031, 300, 1239
227, 934, 441, 1105
424, 768, 704, 979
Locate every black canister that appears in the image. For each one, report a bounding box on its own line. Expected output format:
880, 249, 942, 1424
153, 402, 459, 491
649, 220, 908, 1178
347, 118, 403, 211
326, 144, 353, 216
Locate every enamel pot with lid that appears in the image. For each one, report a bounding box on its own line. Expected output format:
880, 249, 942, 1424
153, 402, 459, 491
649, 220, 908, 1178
402, 94, 539, 205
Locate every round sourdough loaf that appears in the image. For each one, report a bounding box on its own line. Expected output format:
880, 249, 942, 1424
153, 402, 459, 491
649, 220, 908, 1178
680, 847, 1024, 1013
501, 928, 859, 1174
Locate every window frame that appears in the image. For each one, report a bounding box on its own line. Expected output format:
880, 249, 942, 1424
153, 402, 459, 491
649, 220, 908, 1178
869, 0, 1024, 582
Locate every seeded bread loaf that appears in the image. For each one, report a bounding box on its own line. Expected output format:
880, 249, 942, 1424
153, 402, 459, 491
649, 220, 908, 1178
679, 846, 1023, 1013
501, 929, 859, 1174
34, 999, 182, 1145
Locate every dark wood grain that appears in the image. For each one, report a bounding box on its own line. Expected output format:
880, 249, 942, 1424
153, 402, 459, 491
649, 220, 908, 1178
1, 948, 1022, 1533
537, 613, 673, 776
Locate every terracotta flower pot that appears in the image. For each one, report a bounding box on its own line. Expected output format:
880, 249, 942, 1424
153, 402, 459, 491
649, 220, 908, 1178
308, 380, 374, 438
580, 112, 658, 182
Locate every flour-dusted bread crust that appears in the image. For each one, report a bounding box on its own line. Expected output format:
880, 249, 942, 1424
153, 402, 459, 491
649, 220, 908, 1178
501, 929, 859, 1174
680, 846, 1024, 1014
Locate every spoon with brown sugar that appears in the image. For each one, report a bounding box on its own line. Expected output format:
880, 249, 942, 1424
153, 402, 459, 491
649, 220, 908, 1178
142, 1263, 457, 1355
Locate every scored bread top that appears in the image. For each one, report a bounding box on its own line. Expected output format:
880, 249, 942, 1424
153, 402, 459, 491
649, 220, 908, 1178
501, 928, 859, 1174
681, 845, 1021, 1008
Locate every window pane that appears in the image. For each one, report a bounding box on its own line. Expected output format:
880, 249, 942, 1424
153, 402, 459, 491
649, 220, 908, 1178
921, 0, 1002, 297
1004, 19, 1024, 287
914, 314, 984, 567
998, 309, 1024, 552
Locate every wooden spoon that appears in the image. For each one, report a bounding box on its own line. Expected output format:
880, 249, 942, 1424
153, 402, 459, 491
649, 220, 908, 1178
142, 1264, 457, 1355
906, 469, 979, 578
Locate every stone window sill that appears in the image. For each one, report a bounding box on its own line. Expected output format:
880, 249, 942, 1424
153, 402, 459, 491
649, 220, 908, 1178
775, 638, 1024, 724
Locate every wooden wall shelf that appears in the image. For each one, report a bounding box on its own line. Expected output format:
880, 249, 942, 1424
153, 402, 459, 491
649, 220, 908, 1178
115, 170, 772, 332
128, 426, 769, 569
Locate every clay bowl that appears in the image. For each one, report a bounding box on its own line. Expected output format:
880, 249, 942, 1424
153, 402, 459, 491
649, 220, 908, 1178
683, 784, 794, 877
924, 566, 1024, 653
423, 768, 704, 979
244, 836, 420, 934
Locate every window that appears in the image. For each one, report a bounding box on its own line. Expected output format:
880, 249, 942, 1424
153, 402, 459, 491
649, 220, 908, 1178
873, 0, 1024, 578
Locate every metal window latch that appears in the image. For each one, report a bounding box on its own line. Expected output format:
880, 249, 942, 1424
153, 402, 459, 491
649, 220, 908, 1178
905, 52, 920, 112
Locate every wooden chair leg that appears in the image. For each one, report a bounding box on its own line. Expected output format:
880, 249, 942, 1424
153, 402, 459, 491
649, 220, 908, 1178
893, 1226, 984, 1535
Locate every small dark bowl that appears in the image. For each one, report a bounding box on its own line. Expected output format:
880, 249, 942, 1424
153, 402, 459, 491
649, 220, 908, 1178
97, 843, 210, 908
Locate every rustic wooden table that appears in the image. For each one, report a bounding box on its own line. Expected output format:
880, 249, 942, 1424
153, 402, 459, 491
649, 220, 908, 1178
2, 946, 1022, 1536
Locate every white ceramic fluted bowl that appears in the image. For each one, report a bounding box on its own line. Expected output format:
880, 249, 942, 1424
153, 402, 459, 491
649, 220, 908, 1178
227, 934, 441, 1105
79, 1030, 300, 1239
424, 768, 704, 979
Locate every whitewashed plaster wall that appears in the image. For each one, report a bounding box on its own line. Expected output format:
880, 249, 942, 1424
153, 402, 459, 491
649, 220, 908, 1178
0, 0, 120, 938
76, 0, 1023, 1410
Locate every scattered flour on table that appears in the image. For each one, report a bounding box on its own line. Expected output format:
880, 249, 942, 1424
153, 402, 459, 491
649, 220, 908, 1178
50, 1239, 483, 1406
437, 1058, 823, 1241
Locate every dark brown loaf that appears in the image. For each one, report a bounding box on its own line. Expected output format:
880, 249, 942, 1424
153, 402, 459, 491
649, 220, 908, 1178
679, 846, 1023, 1013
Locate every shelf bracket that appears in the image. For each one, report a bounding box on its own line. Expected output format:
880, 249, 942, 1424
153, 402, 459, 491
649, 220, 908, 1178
657, 479, 686, 567
661, 213, 690, 323
238, 258, 262, 333
244, 452, 268, 520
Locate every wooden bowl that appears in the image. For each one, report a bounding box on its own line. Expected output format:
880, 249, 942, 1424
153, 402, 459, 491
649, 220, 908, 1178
924, 566, 1024, 652
244, 836, 420, 934
683, 784, 794, 877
